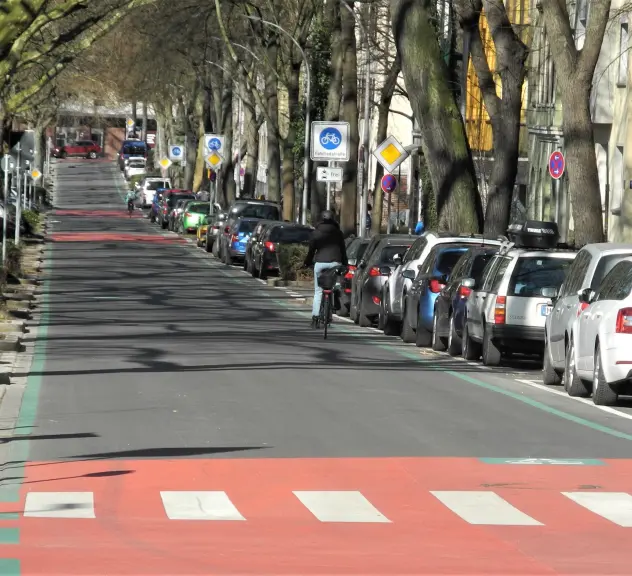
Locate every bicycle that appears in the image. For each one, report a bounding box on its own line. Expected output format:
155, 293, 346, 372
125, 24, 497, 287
128, 200, 134, 217
317, 265, 347, 340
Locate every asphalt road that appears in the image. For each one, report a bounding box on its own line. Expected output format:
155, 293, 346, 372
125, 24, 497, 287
5, 159, 632, 575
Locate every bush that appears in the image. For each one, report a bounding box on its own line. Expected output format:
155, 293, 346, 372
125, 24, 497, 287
128, 174, 145, 190
22, 209, 41, 231
4, 241, 22, 278
277, 244, 313, 282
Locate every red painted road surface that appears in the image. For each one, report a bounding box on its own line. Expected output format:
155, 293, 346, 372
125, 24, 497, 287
7, 457, 632, 575
53, 210, 147, 218
50, 232, 186, 244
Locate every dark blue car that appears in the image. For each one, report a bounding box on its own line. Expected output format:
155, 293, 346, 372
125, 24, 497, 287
403, 243, 488, 348
432, 246, 499, 354
224, 218, 259, 265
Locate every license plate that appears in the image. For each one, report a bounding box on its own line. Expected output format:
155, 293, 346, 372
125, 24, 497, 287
541, 304, 552, 316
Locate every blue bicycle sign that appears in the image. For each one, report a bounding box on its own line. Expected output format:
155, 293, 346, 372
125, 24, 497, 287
171, 146, 182, 157
320, 128, 342, 150
208, 138, 221, 151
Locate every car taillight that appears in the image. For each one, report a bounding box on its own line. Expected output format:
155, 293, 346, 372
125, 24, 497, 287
429, 279, 444, 293
372, 295, 381, 305
616, 307, 632, 333
577, 302, 589, 316
368, 266, 383, 277
163, 207, 168, 214
185, 212, 192, 218
264, 241, 275, 252
231, 234, 238, 243
224, 226, 231, 234
459, 285, 472, 298
344, 265, 357, 280
494, 295, 506, 324
212, 226, 219, 231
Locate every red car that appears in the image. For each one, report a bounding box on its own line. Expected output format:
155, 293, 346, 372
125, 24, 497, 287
53, 140, 102, 159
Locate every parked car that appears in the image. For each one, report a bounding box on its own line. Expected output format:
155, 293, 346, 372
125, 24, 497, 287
351, 235, 416, 327
225, 199, 281, 229
250, 223, 312, 279
177, 202, 211, 234
430, 245, 499, 354
222, 218, 261, 265
381, 232, 501, 336
124, 158, 147, 180
118, 140, 148, 170
565, 258, 632, 405
463, 221, 576, 366
338, 237, 370, 316
158, 190, 193, 229
149, 189, 168, 223
349, 234, 416, 324
138, 178, 172, 208
244, 220, 279, 272
53, 140, 101, 159
402, 242, 497, 346
168, 197, 196, 231
543, 243, 632, 387
196, 215, 212, 247
205, 212, 228, 253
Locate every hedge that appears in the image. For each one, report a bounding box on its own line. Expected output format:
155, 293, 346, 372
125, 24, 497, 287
4, 241, 22, 278
277, 244, 313, 282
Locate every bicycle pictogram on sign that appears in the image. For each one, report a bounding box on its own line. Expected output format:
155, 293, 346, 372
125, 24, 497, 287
320, 128, 342, 150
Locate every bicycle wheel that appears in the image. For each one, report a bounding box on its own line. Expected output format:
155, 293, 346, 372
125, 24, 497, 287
323, 294, 330, 340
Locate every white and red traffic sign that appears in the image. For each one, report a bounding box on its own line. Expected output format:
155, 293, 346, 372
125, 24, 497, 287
549, 151, 565, 180
381, 173, 397, 194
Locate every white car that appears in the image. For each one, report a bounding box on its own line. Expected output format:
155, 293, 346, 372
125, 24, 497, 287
124, 158, 147, 180
139, 177, 172, 208
566, 257, 632, 406
463, 221, 576, 366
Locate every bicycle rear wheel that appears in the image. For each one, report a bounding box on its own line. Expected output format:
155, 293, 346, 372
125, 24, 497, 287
323, 294, 330, 340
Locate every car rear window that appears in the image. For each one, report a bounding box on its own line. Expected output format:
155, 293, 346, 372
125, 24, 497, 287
123, 144, 146, 156
147, 181, 169, 190
471, 253, 495, 281
434, 248, 469, 275
508, 257, 572, 297
238, 220, 258, 233
348, 240, 369, 259
188, 204, 210, 215
167, 195, 195, 207
590, 252, 632, 290
379, 244, 411, 264
233, 204, 280, 220
270, 227, 312, 243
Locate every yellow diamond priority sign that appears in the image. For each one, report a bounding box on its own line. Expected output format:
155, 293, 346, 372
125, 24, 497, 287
205, 152, 223, 169
373, 135, 409, 173
159, 157, 172, 169
30, 168, 42, 180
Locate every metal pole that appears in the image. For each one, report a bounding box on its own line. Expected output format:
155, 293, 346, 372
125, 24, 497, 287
326, 161, 332, 210
15, 169, 23, 243
236, 97, 242, 198
2, 162, 8, 264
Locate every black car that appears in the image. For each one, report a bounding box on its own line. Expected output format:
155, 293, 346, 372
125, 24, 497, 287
250, 223, 313, 279
244, 220, 279, 274
432, 246, 499, 354
338, 237, 370, 316
351, 235, 416, 327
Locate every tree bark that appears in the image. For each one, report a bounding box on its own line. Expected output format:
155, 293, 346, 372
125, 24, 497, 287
340, 0, 359, 235
265, 39, 282, 203
220, 62, 235, 206
242, 96, 259, 198
391, 0, 483, 232
282, 60, 302, 221
538, 0, 610, 244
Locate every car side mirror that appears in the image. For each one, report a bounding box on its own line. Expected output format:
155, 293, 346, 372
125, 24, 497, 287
578, 287, 594, 304
402, 269, 416, 280
379, 266, 392, 276
541, 287, 558, 299
461, 277, 476, 289
392, 254, 402, 266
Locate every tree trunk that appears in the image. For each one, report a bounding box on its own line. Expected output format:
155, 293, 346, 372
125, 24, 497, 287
33, 124, 45, 173
242, 98, 259, 198
193, 91, 206, 193
391, 0, 483, 232
265, 40, 281, 203
340, 0, 359, 235
220, 67, 235, 206
282, 61, 301, 221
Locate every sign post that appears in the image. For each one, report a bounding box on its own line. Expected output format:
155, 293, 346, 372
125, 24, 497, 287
549, 150, 565, 180
381, 174, 398, 234
317, 163, 343, 210
204, 135, 225, 212
1, 155, 11, 264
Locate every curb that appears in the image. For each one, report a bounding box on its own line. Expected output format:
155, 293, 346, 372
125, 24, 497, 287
0, 334, 22, 352
266, 279, 313, 288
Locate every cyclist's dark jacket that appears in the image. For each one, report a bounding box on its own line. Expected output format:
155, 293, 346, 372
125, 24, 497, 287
304, 221, 348, 267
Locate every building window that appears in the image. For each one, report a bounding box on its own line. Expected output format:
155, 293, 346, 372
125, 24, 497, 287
619, 17, 629, 86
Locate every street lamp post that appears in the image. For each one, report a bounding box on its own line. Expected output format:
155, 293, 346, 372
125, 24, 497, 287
340, 1, 371, 238
245, 16, 311, 225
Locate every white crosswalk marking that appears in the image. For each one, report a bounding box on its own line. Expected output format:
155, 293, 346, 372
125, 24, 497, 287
562, 492, 632, 526
24, 492, 95, 518
160, 491, 246, 520
293, 490, 390, 523
430, 491, 543, 526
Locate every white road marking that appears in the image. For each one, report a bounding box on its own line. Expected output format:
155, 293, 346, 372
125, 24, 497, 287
515, 379, 632, 421
563, 492, 632, 526
24, 492, 95, 518
431, 491, 542, 526
160, 491, 245, 521
293, 490, 390, 523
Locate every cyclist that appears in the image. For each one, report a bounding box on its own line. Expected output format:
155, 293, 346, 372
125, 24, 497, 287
125, 190, 137, 214
303, 210, 348, 328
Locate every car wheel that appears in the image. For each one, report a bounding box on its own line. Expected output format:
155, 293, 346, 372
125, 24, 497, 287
88, 151, 97, 159
462, 320, 481, 361
243, 256, 248, 271
482, 324, 501, 366
258, 261, 267, 280
205, 239, 213, 253
225, 251, 233, 266
593, 344, 617, 406
349, 294, 359, 323
377, 294, 387, 330
446, 313, 462, 356
564, 337, 590, 397
161, 219, 168, 230
400, 300, 416, 343
415, 311, 432, 347
542, 337, 562, 385
358, 295, 372, 327
431, 309, 447, 351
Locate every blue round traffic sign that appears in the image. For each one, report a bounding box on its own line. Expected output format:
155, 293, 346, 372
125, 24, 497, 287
320, 127, 342, 150
171, 146, 182, 157
208, 137, 221, 151
549, 150, 565, 180
381, 174, 397, 194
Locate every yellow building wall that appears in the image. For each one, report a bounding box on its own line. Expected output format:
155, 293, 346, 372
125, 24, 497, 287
465, 0, 529, 153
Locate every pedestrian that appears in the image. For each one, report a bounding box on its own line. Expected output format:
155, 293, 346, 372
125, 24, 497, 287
366, 203, 372, 234
415, 220, 425, 235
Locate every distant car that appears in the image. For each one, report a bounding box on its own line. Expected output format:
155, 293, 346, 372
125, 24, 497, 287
53, 140, 101, 159
250, 223, 312, 279
225, 199, 281, 230
118, 140, 148, 170
158, 190, 193, 229
222, 218, 260, 265
178, 202, 211, 234
139, 178, 172, 208
124, 158, 147, 180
